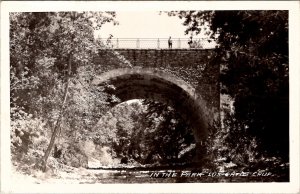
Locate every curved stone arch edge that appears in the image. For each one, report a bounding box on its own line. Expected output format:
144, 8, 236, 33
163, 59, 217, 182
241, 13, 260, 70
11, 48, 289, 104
92, 68, 212, 141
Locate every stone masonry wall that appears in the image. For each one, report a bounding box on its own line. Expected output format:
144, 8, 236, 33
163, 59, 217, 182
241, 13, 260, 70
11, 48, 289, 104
93, 49, 220, 128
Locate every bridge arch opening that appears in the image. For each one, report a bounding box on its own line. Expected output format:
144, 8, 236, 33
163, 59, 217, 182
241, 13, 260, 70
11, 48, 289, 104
92, 68, 209, 164
93, 99, 197, 166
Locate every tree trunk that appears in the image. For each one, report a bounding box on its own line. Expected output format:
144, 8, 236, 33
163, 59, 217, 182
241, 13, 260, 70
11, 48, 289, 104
37, 52, 73, 172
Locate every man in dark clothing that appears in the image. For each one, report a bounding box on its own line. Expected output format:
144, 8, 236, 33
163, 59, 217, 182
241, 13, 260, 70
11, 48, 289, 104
188, 36, 193, 48
168, 36, 172, 49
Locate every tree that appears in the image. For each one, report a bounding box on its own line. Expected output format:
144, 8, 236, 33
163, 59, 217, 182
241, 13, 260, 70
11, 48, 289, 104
169, 11, 289, 161
10, 12, 117, 171
10, 12, 117, 114
140, 100, 195, 165
90, 100, 195, 166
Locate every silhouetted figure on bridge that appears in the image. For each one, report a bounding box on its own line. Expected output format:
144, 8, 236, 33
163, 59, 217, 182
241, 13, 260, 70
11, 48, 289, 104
168, 36, 173, 49
188, 36, 193, 48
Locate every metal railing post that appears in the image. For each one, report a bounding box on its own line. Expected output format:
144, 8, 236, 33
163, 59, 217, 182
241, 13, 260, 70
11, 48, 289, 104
136, 38, 140, 49
103, 37, 212, 49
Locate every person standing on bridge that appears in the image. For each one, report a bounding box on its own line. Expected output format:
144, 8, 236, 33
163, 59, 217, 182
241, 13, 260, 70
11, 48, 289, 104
168, 36, 173, 49
188, 36, 193, 48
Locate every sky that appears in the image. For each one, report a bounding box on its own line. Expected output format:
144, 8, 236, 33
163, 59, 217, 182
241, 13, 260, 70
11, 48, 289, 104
94, 11, 216, 49
95, 11, 202, 39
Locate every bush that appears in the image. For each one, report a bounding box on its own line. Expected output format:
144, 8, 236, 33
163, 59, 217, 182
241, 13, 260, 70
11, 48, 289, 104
11, 107, 49, 159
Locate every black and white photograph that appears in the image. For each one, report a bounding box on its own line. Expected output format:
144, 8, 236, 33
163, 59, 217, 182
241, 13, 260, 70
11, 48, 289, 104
1, 1, 299, 193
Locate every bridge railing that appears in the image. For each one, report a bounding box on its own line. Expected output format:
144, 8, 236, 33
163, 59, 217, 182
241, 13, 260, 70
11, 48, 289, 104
97, 38, 216, 49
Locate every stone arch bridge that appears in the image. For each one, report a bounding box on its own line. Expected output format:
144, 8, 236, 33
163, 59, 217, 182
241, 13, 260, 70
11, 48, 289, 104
92, 48, 220, 163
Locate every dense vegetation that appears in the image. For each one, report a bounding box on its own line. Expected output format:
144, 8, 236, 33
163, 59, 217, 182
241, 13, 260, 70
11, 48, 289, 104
169, 10, 289, 170
89, 100, 195, 167
10, 12, 195, 176
10, 11, 289, 182
10, 12, 118, 171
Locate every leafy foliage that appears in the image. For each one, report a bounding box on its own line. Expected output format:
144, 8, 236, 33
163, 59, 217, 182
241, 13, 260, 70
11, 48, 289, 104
91, 100, 196, 166
171, 11, 289, 162
10, 12, 117, 114
140, 100, 196, 165
10, 12, 117, 170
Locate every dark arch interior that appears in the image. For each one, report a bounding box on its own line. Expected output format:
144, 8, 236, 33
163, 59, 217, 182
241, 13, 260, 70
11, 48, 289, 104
96, 71, 207, 142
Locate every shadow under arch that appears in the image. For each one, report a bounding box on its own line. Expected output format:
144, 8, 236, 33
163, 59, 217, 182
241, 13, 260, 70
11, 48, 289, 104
92, 68, 210, 145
